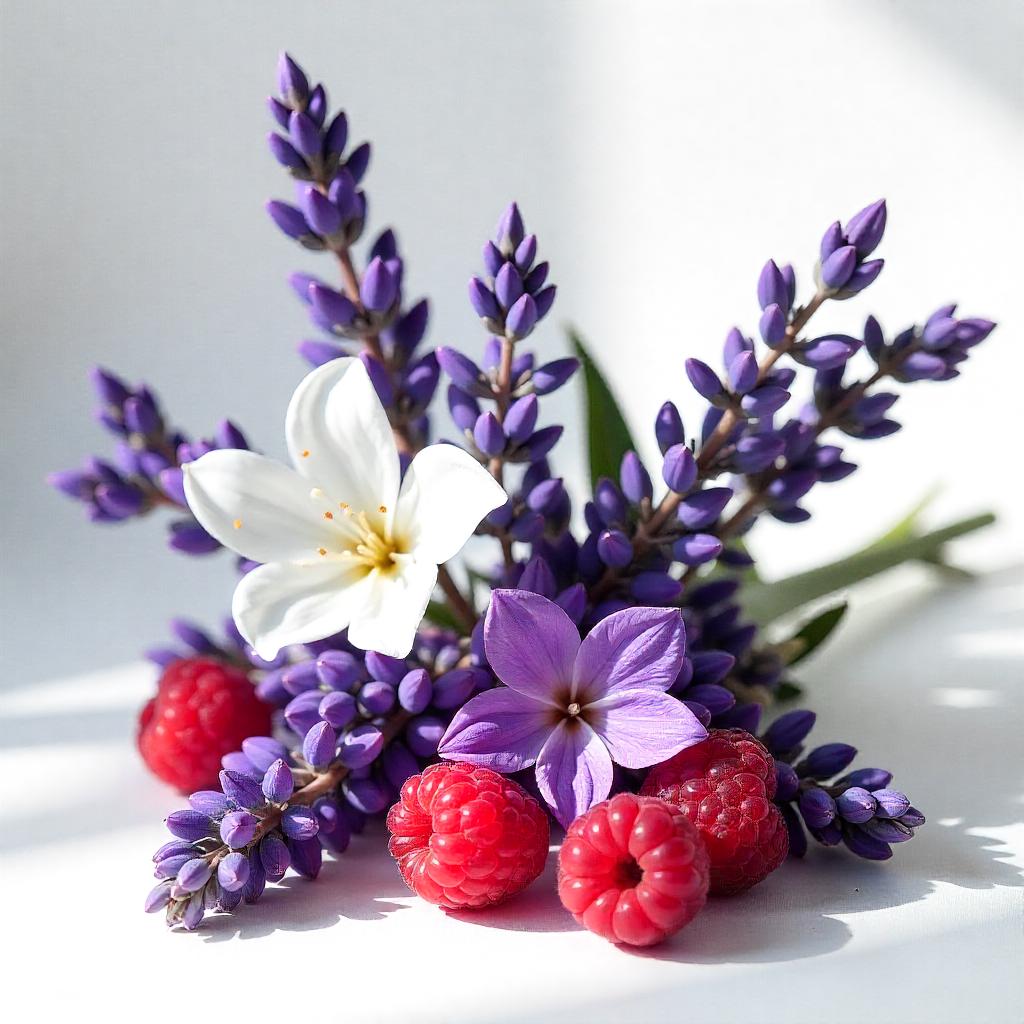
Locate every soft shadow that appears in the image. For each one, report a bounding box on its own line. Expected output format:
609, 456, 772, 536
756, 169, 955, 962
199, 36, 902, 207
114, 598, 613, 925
0, 708, 130, 749
199, 833, 411, 942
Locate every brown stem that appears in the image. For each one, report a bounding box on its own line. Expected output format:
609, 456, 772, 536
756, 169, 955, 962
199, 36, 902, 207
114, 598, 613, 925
436, 565, 477, 633
484, 336, 518, 567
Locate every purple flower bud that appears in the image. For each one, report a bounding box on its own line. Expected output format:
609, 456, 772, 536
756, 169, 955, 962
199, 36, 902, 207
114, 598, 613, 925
447, 385, 481, 432
527, 478, 565, 515
872, 789, 910, 819
302, 721, 337, 770
838, 767, 892, 790
795, 334, 858, 370
325, 110, 348, 155
468, 277, 499, 321
630, 571, 682, 604
359, 680, 396, 715
741, 385, 790, 418
897, 351, 945, 382
532, 357, 579, 395
281, 806, 319, 841
597, 529, 633, 568
821, 245, 857, 289
144, 880, 173, 913
217, 851, 251, 893
267, 133, 307, 170
685, 358, 724, 401
288, 110, 321, 159
494, 262, 524, 309
800, 743, 858, 780
860, 818, 914, 844
298, 339, 344, 367
899, 807, 926, 828
436, 347, 486, 393
482, 240, 504, 277
662, 443, 697, 495
495, 202, 525, 255
762, 709, 816, 754
685, 684, 735, 716
284, 691, 323, 736
219, 769, 266, 810
842, 827, 892, 860
359, 352, 394, 406
473, 412, 506, 457
343, 777, 390, 815
433, 669, 476, 709
677, 487, 732, 530
844, 199, 887, 257
728, 351, 758, 394
95, 483, 144, 517
717, 701, 762, 734
260, 834, 291, 880
757, 259, 789, 311
398, 669, 432, 714
506, 294, 538, 339
655, 401, 684, 454
187, 792, 230, 817
315, 650, 361, 691
595, 478, 628, 525
781, 264, 796, 308
220, 809, 259, 849
555, 583, 587, 624
504, 395, 538, 444
363, 652, 406, 686
345, 141, 371, 183
220, 751, 260, 778
759, 304, 788, 348
282, 660, 320, 696
514, 234, 537, 271
841, 259, 884, 295
165, 810, 213, 842
798, 788, 837, 829
277, 53, 309, 104
319, 690, 357, 729
360, 257, 397, 311
406, 715, 445, 758
733, 434, 785, 474
819, 220, 844, 261
176, 858, 212, 893
242, 856, 267, 904
533, 284, 557, 320
124, 394, 159, 435
262, 759, 294, 804
309, 284, 357, 330
689, 651, 735, 685
338, 723, 384, 768
672, 532, 723, 566
683, 700, 712, 728
775, 761, 800, 802
620, 451, 653, 503
524, 425, 562, 461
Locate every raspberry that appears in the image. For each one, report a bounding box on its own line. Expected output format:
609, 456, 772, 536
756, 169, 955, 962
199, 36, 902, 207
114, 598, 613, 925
137, 658, 272, 793
386, 761, 549, 910
641, 728, 788, 895
557, 794, 709, 947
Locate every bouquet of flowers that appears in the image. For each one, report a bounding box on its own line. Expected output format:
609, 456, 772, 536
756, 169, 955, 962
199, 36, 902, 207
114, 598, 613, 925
51, 53, 996, 946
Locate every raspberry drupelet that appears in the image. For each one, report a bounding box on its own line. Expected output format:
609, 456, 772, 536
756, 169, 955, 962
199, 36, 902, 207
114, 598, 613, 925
641, 729, 788, 895
386, 761, 550, 910
137, 657, 273, 793
558, 794, 710, 946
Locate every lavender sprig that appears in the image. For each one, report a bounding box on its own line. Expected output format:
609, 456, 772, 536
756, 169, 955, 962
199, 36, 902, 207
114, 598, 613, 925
763, 710, 925, 859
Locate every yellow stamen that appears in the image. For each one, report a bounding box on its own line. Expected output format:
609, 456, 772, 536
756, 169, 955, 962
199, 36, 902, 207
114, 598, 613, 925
324, 511, 334, 520
318, 547, 327, 556
301, 449, 310, 458
378, 504, 387, 514
232, 518, 242, 529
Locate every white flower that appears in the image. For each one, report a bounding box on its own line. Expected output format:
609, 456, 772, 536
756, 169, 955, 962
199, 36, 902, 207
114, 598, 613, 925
183, 358, 507, 660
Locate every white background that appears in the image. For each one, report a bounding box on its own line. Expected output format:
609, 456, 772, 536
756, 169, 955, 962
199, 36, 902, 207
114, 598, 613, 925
1, 2, 1021, 1022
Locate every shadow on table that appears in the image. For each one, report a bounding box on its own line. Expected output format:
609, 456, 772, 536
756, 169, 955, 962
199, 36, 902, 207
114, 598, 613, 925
197, 830, 413, 942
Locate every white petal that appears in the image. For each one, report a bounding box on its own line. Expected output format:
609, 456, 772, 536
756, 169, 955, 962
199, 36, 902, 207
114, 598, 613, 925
232, 559, 372, 661
184, 449, 336, 564
394, 443, 507, 564
285, 359, 400, 530
346, 560, 438, 658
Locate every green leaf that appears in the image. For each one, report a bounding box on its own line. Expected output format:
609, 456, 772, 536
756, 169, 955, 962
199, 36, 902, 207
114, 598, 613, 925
569, 328, 638, 489
774, 680, 805, 702
422, 600, 468, 635
740, 511, 996, 626
780, 602, 848, 666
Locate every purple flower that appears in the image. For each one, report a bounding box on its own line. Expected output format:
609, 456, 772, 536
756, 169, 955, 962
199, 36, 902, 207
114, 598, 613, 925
438, 590, 706, 826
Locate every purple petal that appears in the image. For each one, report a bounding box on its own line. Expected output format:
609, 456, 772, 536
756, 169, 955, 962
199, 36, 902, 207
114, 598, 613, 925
535, 720, 613, 828
438, 687, 553, 773
586, 688, 706, 769
483, 590, 579, 704
572, 606, 685, 702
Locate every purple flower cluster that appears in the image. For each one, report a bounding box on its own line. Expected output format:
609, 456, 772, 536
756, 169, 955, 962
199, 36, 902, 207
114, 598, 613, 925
266, 54, 437, 455
763, 710, 925, 860
48, 52, 998, 929
48, 367, 250, 555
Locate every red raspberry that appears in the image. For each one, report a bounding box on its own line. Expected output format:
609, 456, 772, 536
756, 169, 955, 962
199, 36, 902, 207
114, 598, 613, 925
641, 728, 788, 896
137, 658, 272, 793
557, 794, 709, 947
386, 761, 550, 910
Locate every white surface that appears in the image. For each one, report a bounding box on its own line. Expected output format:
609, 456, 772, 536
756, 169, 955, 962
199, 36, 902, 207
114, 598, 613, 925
4, 569, 1022, 1024
3, 0, 1023, 684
